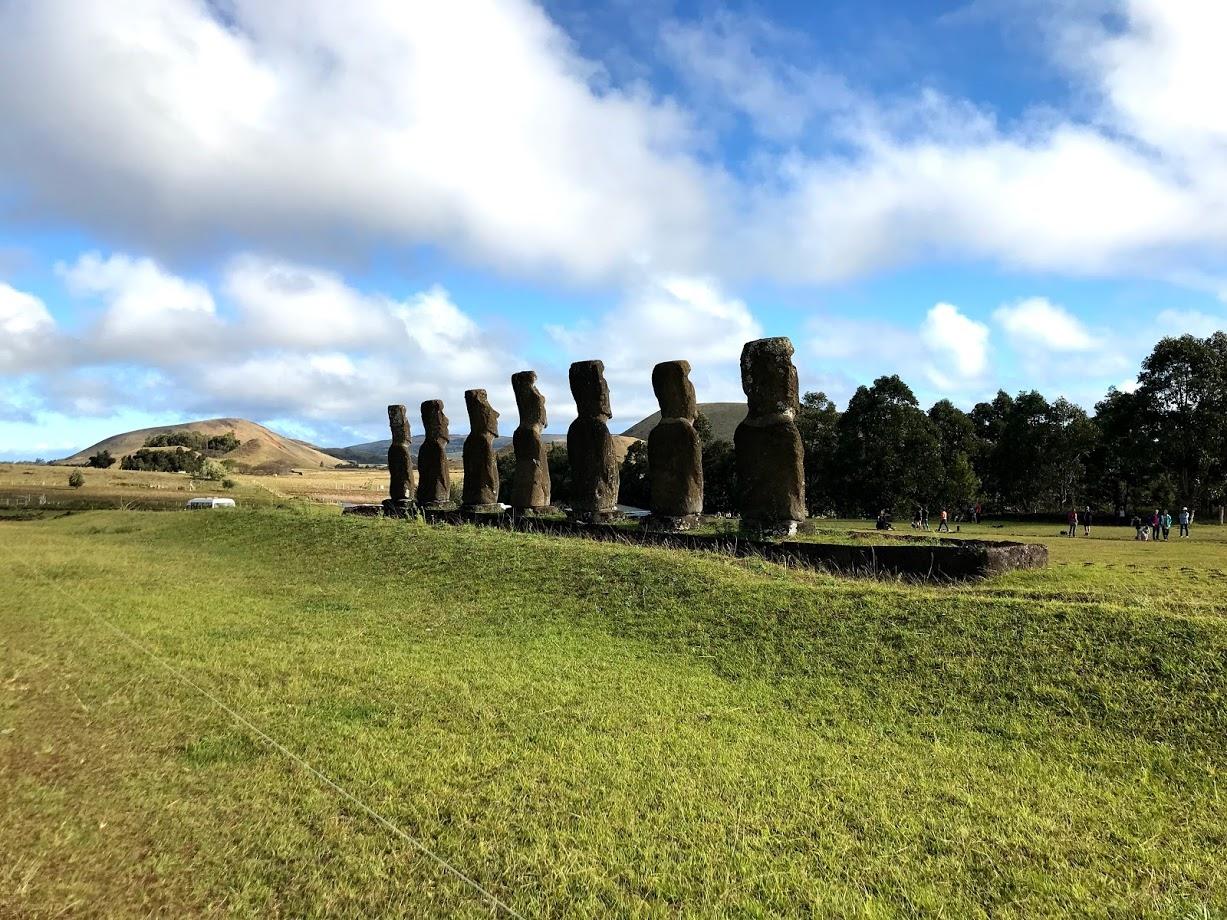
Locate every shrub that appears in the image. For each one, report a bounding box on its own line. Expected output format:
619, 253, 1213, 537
68, 470, 85, 488
198, 458, 229, 481
221, 478, 236, 490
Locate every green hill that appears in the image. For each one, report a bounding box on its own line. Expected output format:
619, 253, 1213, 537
622, 401, 747, 442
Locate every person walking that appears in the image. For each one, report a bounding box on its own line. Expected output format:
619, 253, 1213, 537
1067, 506, 1078, 538
921, 506, 929, 530
974, 502, 982, 524
1151, 509, 1161, 541
1179, 506, 1190, 538
1131, 513, 1143, 540
1083, 505, 1093, 536
937, 508, 950, 533
1161, 509, 1172, 541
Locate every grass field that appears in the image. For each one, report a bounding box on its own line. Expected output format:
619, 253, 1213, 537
0, 463, 389, 511
3, 509, 1225, 917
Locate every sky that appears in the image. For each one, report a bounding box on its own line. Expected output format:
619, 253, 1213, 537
2, 0, 1226, 459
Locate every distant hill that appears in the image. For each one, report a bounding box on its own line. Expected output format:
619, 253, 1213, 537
328, 432, 643, 465
61, 418, 346, 474
622, 402, 747, 443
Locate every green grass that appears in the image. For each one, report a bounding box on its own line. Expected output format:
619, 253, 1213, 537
3, 510, 1226, 917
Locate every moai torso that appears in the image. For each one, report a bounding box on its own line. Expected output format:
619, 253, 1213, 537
511, 371, 551, 510
461, 389, 500, 509
416, 400, 451, 507
733, 337, 806, 532
387, 404, 414, 503
566, 360, 619, 517
648, 360, 703, 523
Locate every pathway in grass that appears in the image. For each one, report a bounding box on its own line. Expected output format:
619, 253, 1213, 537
3, 510, 1225, 917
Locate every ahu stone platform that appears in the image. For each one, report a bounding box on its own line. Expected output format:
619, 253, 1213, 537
406, 509, 1048, 581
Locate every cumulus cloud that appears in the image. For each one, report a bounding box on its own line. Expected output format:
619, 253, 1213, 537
547, 274, 762, 423
58, 252, 220, 360
1, 0, 1226, 287
994, 297, 1097, 352
0, 282, 57, 373
0, 0, 714, 282
921, 302, 990, 384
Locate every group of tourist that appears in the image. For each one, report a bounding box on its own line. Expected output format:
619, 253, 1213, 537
1065, 506, 1194, 540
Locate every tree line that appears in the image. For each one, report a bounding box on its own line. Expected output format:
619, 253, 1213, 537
535, 332, 1227, 520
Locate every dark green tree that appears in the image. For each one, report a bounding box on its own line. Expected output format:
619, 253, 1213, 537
87, 449, 116, 468
834, 375, 943, 515
796, 391, 839, 516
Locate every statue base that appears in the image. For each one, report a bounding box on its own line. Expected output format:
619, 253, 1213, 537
645, 513, 701, 532
460, 503, 505, 516
740, 518, 800, 538
568, 509, 623, 524
382, 499, 419, 519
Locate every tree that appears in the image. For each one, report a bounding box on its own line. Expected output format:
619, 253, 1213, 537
68, 470, 85, 488
1135, 334, 1227, 511
87, 449, 116, 468
546, 444, 572, 506
700, 438, 736, 513
833, 375, 943, 515
796, 391, 839, 516
928, 399, 981, 511
618, 440, 650, 509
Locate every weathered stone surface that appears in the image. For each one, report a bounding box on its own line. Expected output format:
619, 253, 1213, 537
567, 360, 619, 520
511, 370, 551, 511
734, 337, 805, 533
462, 389, 501, 510
648, 360, 702, 526
416, 399, 451, 508
386, 404, 413, 503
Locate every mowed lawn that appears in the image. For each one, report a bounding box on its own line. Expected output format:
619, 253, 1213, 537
2, 511, 1225, 917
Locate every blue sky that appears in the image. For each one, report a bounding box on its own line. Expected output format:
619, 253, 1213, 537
2, 0, 1226, 459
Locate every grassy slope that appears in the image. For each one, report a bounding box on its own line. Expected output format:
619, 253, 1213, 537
3, 512, 1225, 917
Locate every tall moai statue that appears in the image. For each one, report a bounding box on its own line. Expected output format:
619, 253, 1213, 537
384, 404, 416, 518
461, 389, 501, 512
734, 337, 806, 535
567, 360, 619, 522
416, 399, 452, 508
648, 360, 703, 529
510, 370, 551, 513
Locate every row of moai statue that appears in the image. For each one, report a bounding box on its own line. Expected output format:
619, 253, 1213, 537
383, 336, 806, 534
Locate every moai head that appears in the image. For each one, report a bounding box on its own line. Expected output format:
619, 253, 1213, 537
569, 360, 611, 421
387, 404, 411, 444
652, 360, 697, 422
464, 389, 499, 437
512, 370, 547, 429
420, 399, 449, 441
740, 337, 799, 418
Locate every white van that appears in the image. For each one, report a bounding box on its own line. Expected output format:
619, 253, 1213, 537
186, 497, 236, 509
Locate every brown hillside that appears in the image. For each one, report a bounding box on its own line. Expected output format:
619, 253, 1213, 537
60, 418, 345, 473
622, 402, 747, 443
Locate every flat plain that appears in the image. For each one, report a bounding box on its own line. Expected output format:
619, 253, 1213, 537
3, 505, 1225, 917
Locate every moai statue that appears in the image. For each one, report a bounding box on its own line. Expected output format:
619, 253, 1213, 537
461, 389, 501, 512
510, 370, 551, 513
734, 337, 806, 535
383, 404, 416, 518
567, 360, 619, 522
415, 399, 452, 508
648, 360, 703, 529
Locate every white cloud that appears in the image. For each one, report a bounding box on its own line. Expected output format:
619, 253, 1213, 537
994, 297, 1097, 352
0, 283, 57, 373
547, 274, 761, 424
921, 302, 990, 381
2, 1, 1226, 289
0, 0, 714, 282
58, 252, 219, 359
